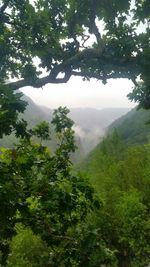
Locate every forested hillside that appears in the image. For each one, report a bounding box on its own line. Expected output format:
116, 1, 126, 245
81, 106, 150, 188
108, 107, 150, 145
79, 130, 150, 267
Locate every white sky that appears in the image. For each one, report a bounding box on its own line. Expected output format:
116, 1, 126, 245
21, 77, 136, 110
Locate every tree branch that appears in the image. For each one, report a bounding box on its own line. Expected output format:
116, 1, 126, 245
6, 72, 71, 91
6, 48, 101, 90
92, 19, 103, 47
61, 48, 101, 67
5, 47, 136, 90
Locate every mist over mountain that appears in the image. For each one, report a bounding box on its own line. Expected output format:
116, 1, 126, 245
69, 107, 129, 155
30, 97, 130, 155
40, 104, 129, 130
0, 94, 130, 159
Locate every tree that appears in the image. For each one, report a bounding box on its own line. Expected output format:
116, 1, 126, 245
0, 0, 150, 114
0, 107, 108, 267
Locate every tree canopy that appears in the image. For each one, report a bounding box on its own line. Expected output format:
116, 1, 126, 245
0, 0, 150, 106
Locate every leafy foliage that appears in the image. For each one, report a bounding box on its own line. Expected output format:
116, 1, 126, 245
0, 86, 28, 138
31, 121, 50, 144
0, 0, 150, 110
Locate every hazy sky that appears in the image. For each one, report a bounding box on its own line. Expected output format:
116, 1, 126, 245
21, 77, 136, 110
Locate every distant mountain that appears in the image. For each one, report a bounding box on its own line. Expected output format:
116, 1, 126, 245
0, 94, 130, 161
21, 95, 53, 126
108, 107, 150, 145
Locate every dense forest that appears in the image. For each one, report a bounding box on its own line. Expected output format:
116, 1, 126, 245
0, 0, 150, 267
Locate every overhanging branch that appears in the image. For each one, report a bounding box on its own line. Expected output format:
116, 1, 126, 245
7, 72, 72, 91
6, 48, 101, 90
5, 47, 136, 90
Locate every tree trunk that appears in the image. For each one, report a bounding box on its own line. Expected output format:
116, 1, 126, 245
118, 250, 131, 267
119, 259, 130, 267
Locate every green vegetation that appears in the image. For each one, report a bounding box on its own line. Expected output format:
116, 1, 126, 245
7, 225, 50, 267
80, 132, 150, 267
1, 1, 150, 266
